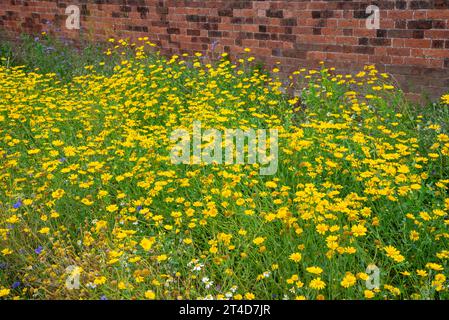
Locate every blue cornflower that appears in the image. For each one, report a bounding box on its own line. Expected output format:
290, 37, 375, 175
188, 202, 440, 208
13, 200, 22, 209
35, 246, 43, 255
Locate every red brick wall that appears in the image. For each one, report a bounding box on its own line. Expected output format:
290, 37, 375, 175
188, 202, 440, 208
1, 0, 448, 99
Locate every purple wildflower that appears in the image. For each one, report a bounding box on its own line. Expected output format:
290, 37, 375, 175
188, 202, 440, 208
35, 246, 43, 255
13, 200, 22, 209
211, 40, 219, 52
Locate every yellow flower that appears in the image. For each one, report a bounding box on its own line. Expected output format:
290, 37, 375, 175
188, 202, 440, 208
81, 198, 93, 206
106, 204, 119, 213
287, 274, 299, 284
316, 223, 329, 235
236, 198, 245, 206
156, 254, 168, 262
409, 230, 419, 241
52, 140, 64, 147
244, 209, 254, 216
209, 246, 218, 254
27, 148, 41, 155
426, 263, 444, 271
129, 256, 141, 263
95, 220, 107, 232
364, 290, 375, 299
38, 227, 50, 235
1, 248, 13, 256
63, 146, 77, 156
434, 273, 446, 283
265, 181, 277, 188
51, 189, 65, 199
397, 164, 410, 174
309, 277, 326, 290
384, 245, 405, 263
340, 272, 357, 288
94, 276, 107, 285
118, 281, 127, 290
253, 237, 265, 246
145, 290, 156, 299
357, 273, 369, 281
289, 252, 302, 263
6, 215, 19, 224
140, 237, 155, 251
244, 292, 255, 300
306, 266, 323, 275
384, 284, 401, 296
0, 288, 10, 297
416, 269, 428, 277
351, 224, 367, 237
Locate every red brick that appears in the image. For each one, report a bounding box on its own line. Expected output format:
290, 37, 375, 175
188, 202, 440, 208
0, 0, 447, 100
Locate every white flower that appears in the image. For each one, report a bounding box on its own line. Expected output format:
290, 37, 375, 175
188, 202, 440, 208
187, 259, 198, 266
86, 282, 97, 289
193, 263, 204, 272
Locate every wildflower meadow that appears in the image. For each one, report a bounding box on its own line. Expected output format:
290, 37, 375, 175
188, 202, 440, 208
0, 36, 449, 300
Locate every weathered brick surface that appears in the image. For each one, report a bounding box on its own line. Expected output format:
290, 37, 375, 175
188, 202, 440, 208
1, 0, 448, 99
